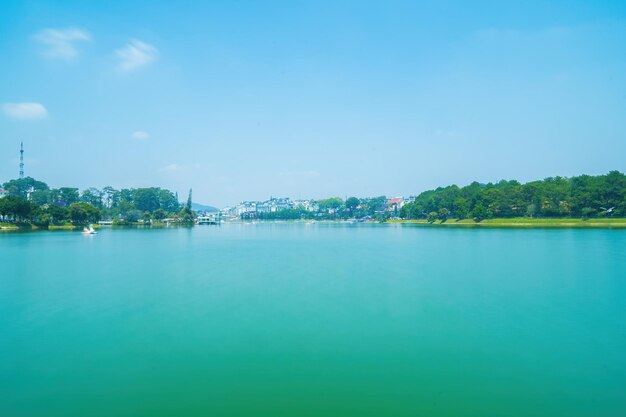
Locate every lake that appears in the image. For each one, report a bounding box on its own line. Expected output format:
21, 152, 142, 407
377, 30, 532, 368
1, 223, 625, 416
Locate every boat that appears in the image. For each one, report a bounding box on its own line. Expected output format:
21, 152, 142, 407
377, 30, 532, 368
196, 214, 220, 225
82, 225, 97, 234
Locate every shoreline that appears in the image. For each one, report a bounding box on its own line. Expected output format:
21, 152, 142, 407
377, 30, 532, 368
4, 218, 626, 231
387, 218, 626, 228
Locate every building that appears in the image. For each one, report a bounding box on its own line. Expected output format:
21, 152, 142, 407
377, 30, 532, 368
387, 197, 405, 212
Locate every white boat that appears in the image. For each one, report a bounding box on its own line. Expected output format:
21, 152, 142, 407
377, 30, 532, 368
82, 225, 97, 234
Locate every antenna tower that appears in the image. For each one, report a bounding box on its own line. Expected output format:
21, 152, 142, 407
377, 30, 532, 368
19, 142, 24, 179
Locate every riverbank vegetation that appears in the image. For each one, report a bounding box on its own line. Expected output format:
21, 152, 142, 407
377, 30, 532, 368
249, 171, 626, 224
2, 171, 626, 229
399, 170, 626, 221
0, 177, 195, 228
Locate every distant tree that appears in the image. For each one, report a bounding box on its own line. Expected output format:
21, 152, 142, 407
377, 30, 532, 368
365, 196, 387, 215
102, 186, 120, 208
54, 188, 80, 206
131, 188, 159, 212
427, 211, 438, 223
3, 177, 49, 199
0, 195, 33, 222
438, 208, 450, 222
345, 197, 360, 212
471, 204, 492, 222
153, 209, 167, 221
158, 189, 179, 213
581, 207, 595, 219
124, 210, 142, 223
81, 188, 103, 208
179, 189, 195, 223
69, 203, 101, 225
453, 198, 469, 219
318, 197, 343, 212
29, 189, 51, 206
45, 204, 70, 224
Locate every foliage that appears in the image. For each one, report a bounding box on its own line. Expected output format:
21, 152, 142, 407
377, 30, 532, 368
2, 177, 48, 199
345, 197, 360, 212
1, 176, 188, 226
400, 171, 626, 220
0, 195, 33, 222
69, 203, 101, 225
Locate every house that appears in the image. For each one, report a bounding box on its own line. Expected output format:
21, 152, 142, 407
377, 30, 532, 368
387, 197, 405, 212
0, 188, 8, 199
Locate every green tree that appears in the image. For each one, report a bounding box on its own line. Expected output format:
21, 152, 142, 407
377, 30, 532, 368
318, 197, 343, 212
0, 195, 33, 222
81, 188, 103, 208
133, 188, 160, 212
345, 197, 360, 213
54, 188, 80, 206
427, 211, 438, 223
153, 209, 167, 221
179, 189, 195, 223
69, 203, 101, 225
453, 198, 469, 219
471, 204, 492, 222
3, 177, 49, 199
45, 204, 70, 224
438, 207, 450, 222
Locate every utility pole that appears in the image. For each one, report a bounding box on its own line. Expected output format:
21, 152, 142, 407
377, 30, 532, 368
19, 142, 24, 179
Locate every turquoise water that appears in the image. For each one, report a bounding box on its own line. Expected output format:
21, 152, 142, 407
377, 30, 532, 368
1, 224, 625, 416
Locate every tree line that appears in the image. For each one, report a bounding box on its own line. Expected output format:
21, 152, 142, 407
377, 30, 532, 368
399, 170, 626, 221
251, 196, 389, 221
0, 177, 193, 226
249, 171, 626, 222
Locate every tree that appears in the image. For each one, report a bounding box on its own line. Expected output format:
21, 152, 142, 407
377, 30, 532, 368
3, 177, 48, 199
153, 209, 167, 221
124, 210, 142, 223
317, 197, 343, 212
158, 189, 179, 213
179, 188, 195, 223
453, 198, 469, 220
471, 204, 492, 222
133, 188, 160, 212
102, 186, 120, 208
54, 188, 80, 206
69, 203, 101, 225
30, 189, 51, 206
45, 204, 70, 224
346, 197, 360, 213
0, 195, 33, 222
427, 211, 438, 223
438, 208, 450, 222
81, 188, 103, 208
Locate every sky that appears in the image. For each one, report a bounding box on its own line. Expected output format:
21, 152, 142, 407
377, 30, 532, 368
1, 0, 625, 207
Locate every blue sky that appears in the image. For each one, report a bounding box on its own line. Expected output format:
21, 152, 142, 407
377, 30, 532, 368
1, 0, 625, 206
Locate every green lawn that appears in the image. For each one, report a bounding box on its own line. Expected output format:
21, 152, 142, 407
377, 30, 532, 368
389, 218, 626, 228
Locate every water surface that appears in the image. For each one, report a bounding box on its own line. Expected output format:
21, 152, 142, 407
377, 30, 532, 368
1, 224, 625, 416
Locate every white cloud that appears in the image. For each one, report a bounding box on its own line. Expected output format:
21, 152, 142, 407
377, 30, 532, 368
33, 28, 91, 60
132, 131, 150, 140
2, 102, 48, 120
115, 39, 158, 72
160, 163, 201, 173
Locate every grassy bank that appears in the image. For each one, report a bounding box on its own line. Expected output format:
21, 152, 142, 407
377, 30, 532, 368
0, 222, 99, 231
389, 218, 626, 228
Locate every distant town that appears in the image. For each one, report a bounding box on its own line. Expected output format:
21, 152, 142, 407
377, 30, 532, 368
213, 196, 413, 222
2, 143, 626, 229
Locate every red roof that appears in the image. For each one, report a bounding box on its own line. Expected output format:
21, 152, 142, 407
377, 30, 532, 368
388, 197, 403, 205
